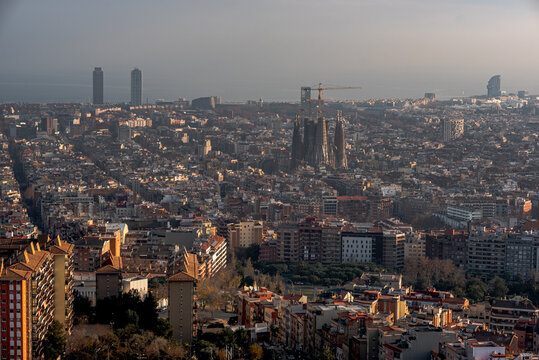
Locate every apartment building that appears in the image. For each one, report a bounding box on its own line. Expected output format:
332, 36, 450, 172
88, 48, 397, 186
0, 239, 73, 359
488, 299, 539, 334
168, 249, 198, 344
467, 230, 506, 279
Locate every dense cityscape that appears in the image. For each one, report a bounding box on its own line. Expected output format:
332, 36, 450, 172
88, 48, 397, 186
0, 68, 537, 360
2, 0, 539, 359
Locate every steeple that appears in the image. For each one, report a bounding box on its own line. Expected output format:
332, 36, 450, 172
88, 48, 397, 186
334, 111, 347, 169
291, 115, 304, 170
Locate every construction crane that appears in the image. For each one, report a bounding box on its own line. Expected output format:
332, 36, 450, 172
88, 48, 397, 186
303, 83, 362, 118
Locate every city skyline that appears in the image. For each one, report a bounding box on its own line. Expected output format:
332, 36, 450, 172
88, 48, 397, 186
1, 0, 539, 103
1, 0, 539, 358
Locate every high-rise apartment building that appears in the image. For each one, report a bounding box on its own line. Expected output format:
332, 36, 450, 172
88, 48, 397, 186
321, 226, 342, 264
0, 239, 73, 359
442, 118, 464, 142
322, 195, 338, 216
467, 230, 506, 280
92, 67, 104, 104
487, 75, 501, 98
505, 232, 539, 281
226, 221, 263, 250
276, 224, 300, 263
298, 218, 323, 262
381, 230, 406, 269
425, 230, 468, 269
130, 68, 142, 106
48, 237, 75, 332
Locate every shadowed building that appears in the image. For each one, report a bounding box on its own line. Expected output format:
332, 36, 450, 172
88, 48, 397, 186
93, 67, 104, 104
487, 75, 501, 98
131, 68, 143, 106
168, 249, 198, 344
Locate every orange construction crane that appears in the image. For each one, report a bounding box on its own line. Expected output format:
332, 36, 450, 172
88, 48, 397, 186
304, 83, 362, 117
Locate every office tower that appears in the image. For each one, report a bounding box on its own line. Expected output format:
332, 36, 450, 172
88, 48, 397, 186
131, 68, 142, 106
442, 118, 464, 142
168, 249, 198, 344
93, 67, 104, 104
333, 111, 347, 169
487, 75, 501, 98
290, 115, 303, 169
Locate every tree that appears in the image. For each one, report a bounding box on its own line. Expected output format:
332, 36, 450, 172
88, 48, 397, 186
249, 343, 263, 360
194, 340, 218, 360
44, 320, 66, 360
140, 292, 159, 330
317, 346, 334, 360
154, 318, 173, 339
73, 290, 92, 323
234, 328, 250, 351
242, 275, 255, 287
488, 277, 509, 299
243, 258, 256, 278
466, 278, 488, 303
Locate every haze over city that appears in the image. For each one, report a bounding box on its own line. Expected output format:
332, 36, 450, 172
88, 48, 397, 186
1, 0, 539, 103
2, 0, 539, 359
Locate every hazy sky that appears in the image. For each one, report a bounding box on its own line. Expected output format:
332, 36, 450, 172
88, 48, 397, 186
1, 0, 539, 103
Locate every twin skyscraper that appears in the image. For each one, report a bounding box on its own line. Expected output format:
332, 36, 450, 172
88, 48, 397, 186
92, 67, 143, 105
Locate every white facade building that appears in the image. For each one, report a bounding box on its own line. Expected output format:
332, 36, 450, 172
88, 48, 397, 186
341, 233, 373, 263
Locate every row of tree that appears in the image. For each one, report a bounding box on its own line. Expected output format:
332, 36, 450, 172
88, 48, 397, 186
254, 257, 539, 305
403, 257, 539, 303
255, 261, 388, 286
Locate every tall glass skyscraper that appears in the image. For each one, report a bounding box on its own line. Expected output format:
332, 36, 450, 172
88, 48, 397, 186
487, 75, 501, 98
92, 67, 104, 104
131, 68, 142, 105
